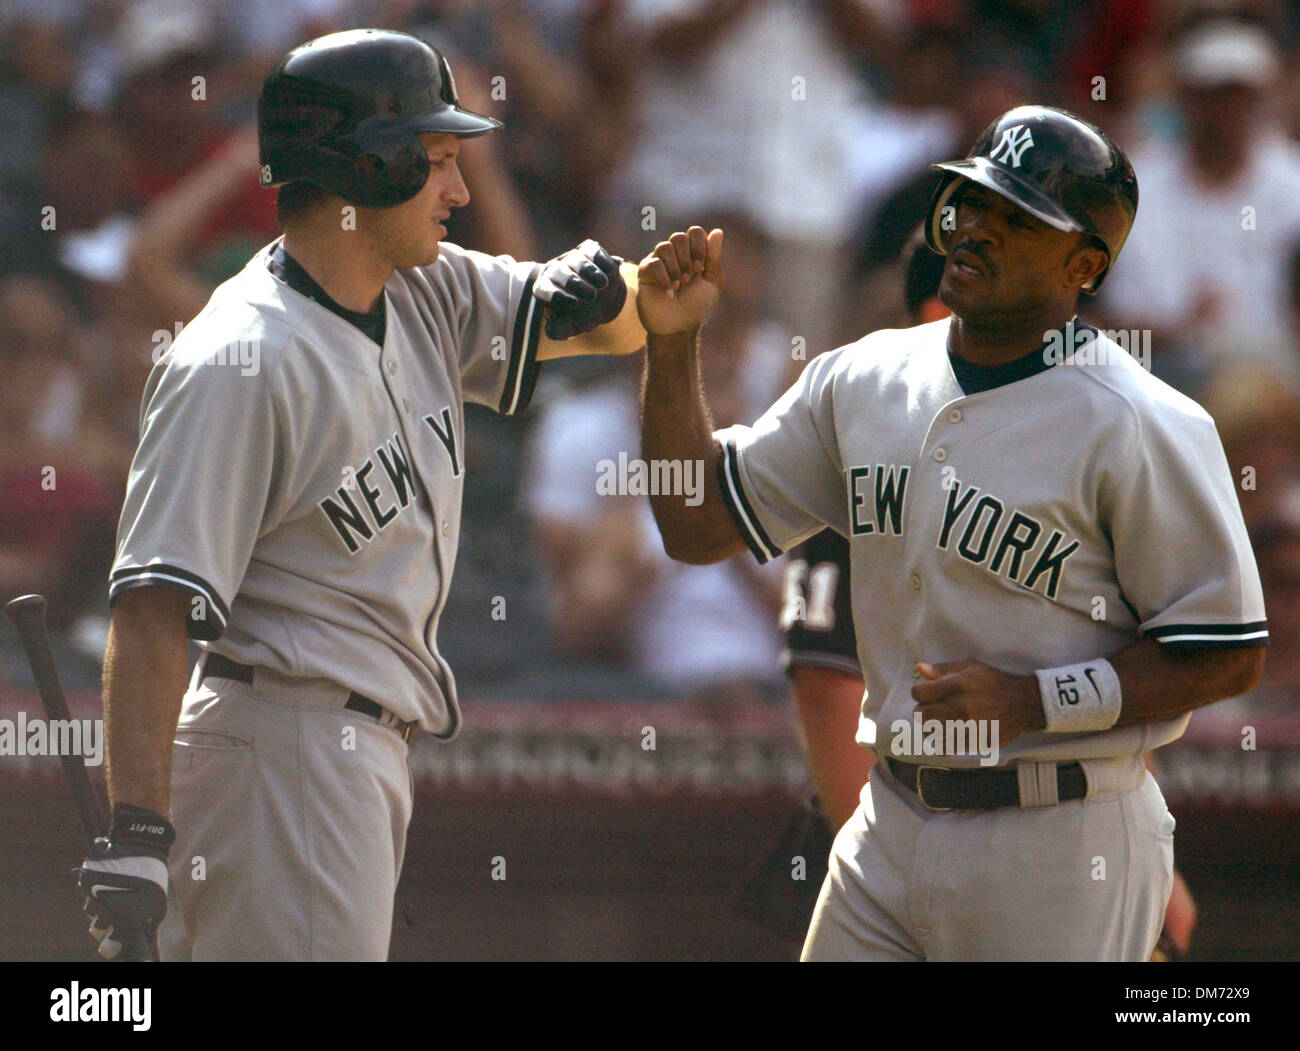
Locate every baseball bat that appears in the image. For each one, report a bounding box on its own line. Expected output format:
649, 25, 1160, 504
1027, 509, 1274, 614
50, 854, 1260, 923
4, 594, 157, 962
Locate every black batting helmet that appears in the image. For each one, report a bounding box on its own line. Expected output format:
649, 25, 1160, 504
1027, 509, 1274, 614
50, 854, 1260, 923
258, 29, 501, 209
925, 105, 1138, 293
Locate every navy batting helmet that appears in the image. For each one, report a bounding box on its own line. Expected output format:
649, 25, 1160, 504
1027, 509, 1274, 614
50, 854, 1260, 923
925, 105, 1139, 294
258, 29, 501, 209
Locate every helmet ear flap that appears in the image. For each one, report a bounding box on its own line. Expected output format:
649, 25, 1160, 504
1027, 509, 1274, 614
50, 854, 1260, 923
346, 136, 430, 208
349, 152, 391, 208
925, 175, 965, 255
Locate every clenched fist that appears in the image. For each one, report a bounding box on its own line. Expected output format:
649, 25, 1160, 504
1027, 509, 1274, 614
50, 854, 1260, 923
911, 659, 1045, 747
636, 226, 724, 336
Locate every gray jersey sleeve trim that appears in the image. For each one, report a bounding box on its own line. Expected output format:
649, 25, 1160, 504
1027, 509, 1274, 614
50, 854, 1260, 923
1146, 621, 1269, 648
108, 563, 229, 641
718, 437, 781, 564
498, 264, 544, 416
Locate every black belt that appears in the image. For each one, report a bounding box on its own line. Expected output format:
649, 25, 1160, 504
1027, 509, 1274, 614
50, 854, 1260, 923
886, 756, 1086, 811
202, 653, 417, 743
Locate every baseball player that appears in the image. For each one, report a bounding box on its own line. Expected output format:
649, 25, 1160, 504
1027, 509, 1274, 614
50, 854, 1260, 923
743, 242, 1199, 959
757, 526, 1200, 959
638, 105, 1267, 961
75, 29, 653, 962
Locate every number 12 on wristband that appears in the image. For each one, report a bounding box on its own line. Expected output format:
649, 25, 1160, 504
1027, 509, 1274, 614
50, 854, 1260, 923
1037, 660, 1121, 732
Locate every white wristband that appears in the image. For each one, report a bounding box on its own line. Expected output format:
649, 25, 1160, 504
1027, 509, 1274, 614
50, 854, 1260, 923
1036, 659, 1122, 733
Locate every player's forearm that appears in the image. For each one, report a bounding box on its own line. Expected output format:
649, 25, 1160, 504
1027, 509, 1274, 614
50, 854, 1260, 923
1012, 637, 1264, 734
917, 637, 1265, 744
793, 667, 874, 830
538, 262, 646, 359
1107, 636, 1265, 725
641, 329, 745, 563
103, 590, 193, 817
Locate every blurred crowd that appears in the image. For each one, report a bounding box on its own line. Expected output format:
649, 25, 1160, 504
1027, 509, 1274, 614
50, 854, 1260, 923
1, 0, 1298, 709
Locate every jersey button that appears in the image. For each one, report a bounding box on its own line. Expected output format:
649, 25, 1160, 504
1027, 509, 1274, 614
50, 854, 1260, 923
909, 573, 921, 590
387, 361, 398, 376
402, 398, 411, 414
933, 448, 947, 462
442, 521, 450, 536
948, 409, 962, 423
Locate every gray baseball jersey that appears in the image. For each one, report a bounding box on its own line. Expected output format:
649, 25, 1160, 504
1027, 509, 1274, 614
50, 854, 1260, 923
715, 319, 1267, 766
109, 239, 543, 737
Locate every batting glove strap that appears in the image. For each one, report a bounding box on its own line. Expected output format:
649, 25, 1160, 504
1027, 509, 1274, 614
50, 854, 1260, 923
106, 802, 175, 861
80, 849, 169, 891
534, 239, 626, 340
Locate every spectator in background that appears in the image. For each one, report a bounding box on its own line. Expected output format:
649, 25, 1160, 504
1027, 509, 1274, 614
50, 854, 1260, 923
424, 0, 637, 257
33, 106, 174, 455
0, 11, 76, 186
1206, 516, 1300, 730
0, 11, 81, 281
1200, 359, 1300, 536
836, 32, 1035, 344
957, 0, 1087, 88
571, 0, 642, 241
34, 105, 164, 447
600, 0, 902, 360
522, 210, 790, 702
1061, 0, 1162, 120
1099, 17, 1300, 395
210, 0, 352, 69
1239, 522, 1300, 711
0, 275, 128, 631
123, 123, 264, 324
37, 110, 135, 291
111, 1, 278, 305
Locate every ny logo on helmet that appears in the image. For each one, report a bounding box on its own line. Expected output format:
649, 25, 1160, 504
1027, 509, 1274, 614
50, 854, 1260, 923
990, 125, 1034, 168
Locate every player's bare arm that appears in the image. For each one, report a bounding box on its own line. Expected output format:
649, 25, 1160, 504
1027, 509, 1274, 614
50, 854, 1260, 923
537, 260, 647, 360
911, 637, 1264, 746
638, 226, 747, 564
793, 665, 875, 831
101, 586, 192, 816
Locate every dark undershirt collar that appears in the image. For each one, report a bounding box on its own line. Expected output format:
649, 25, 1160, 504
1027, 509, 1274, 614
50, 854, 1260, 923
267, 241, 387, 347
946, 318, 1094, 396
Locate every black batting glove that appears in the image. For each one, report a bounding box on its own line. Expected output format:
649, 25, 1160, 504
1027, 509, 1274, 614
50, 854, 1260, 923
534, 239, 627, 340
76, 803, 174, 960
